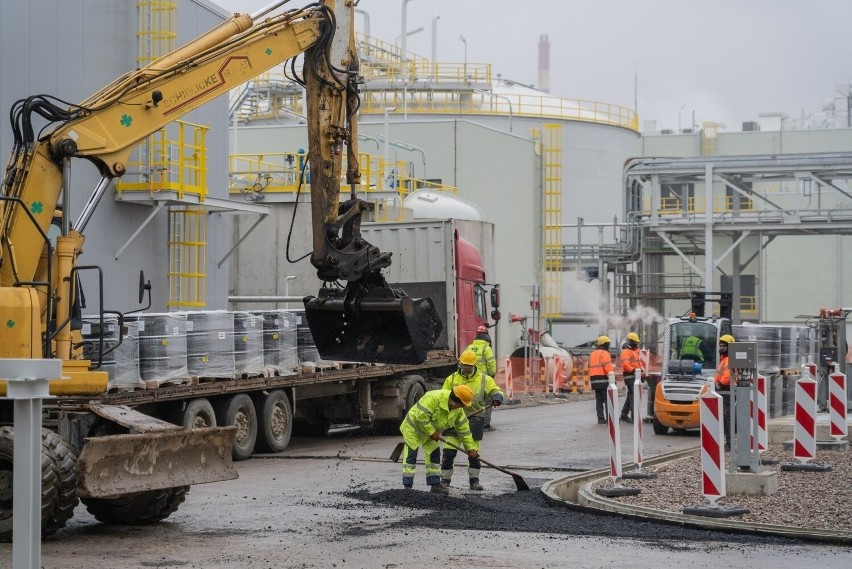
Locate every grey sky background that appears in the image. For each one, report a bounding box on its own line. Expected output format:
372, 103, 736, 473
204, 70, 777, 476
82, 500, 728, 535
214, 0, 852, 131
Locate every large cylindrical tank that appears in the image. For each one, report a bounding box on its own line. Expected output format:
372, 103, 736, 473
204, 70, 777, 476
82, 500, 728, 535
402, 190, 484, 221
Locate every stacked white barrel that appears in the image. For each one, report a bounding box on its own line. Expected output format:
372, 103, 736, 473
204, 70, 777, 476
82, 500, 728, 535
699, 385, 726, 504
828, 365, 848, 442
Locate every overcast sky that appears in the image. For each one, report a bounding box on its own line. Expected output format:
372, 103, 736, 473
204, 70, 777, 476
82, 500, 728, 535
214, 0, 852, 131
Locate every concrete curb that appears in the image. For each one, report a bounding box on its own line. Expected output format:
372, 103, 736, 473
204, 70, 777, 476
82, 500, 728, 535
540, 447, 852, 545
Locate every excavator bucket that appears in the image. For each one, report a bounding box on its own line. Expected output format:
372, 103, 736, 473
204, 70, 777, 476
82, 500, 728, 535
304, 286, 443, 364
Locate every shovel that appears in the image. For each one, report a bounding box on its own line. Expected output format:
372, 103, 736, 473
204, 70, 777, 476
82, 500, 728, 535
439, 436, 530, 492
389, 406, 489, 463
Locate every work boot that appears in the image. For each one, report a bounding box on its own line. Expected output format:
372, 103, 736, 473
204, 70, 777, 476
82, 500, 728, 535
403, 484, 413, 490
597, 418, 607, 424
440, 479, 451, 488
430, 483, 449, 496
469, 480, 484, 491
620, 416, 633, 424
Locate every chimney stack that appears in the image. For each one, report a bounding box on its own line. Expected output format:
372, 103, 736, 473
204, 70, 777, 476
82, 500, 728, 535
538, 35, 550, 93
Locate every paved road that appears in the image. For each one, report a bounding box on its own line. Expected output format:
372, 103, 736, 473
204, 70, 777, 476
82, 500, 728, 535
3, 399, 851, 568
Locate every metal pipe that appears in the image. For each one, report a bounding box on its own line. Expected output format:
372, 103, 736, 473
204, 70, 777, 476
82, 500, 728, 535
75, 177, 112, 232
229, 295, 304, 303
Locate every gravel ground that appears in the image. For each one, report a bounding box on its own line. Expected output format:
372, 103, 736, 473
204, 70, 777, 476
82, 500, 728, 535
591, 447, 852, 532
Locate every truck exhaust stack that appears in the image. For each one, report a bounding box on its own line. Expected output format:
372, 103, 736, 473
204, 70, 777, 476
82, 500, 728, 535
304, 284, 443, 364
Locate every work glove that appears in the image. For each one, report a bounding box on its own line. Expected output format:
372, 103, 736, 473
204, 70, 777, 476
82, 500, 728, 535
430, 431, 441, 441
491, 399, 502, 407
467, 450, 479, 459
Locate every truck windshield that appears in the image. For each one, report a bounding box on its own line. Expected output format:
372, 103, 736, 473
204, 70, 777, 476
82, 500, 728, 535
670, 322, 717, 370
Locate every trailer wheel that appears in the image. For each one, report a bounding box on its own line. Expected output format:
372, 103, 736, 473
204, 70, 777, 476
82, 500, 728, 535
216, 394, 258, 460
402, 375, 426, 413
255, 390, 293, 453
82, 486, 189, 525
182, 398, 217, 430
0, 427, 79, 542
652, 417, 669, 435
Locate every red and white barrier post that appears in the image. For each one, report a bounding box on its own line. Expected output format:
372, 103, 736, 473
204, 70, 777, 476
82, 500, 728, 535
504, 357, 514, 400
829, 363, 848, 442
793, 362, 818, 464
551, 356, 562, 394
606, 371, 622, 479
595, 372, 642, 496
683, 382, 749, 516
781, 361, 831, 472
633, 369, 644, 467
750, 374, 768, 453
699, 383, 726, 504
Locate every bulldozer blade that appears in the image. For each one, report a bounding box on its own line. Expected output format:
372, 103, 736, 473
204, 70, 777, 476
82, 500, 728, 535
304, 286, 442, 364
76, 427, 238, 499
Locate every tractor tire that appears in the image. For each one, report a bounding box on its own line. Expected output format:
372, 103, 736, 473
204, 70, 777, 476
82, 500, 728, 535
182, 398, 217, 430
652, 417, 670, 435
215, 393, 258, 461
0, 427, 79, 542
254, 390, 293, 453
82, 486, 189, 525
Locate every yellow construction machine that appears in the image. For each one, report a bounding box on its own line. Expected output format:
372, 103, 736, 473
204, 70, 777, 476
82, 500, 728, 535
0, 0, 440, 538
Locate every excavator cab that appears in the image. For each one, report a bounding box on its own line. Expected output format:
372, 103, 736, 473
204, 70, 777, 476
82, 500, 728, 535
305, 280, 443, 364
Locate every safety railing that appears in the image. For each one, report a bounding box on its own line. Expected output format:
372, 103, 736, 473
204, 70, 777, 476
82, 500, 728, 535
646, 194, 757, 216
228, 151, 458, 219
117, 120, 208, 200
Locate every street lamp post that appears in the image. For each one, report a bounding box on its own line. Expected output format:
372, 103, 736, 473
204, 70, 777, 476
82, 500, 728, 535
679, 105, 685, 133
401, 0, 416, 61
431, 14, 440, 79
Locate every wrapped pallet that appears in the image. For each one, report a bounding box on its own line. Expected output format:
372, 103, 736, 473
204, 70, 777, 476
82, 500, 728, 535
81, 316, 143, 391
233, 311, 265, 377
131, 313, 190, 386
289, 309, 321, 364
251, 309, 299, 375
185, 310, 236, 379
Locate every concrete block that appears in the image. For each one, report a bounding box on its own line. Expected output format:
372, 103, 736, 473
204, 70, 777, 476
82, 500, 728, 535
726, 470, 778, 496
768, 413, 852, 446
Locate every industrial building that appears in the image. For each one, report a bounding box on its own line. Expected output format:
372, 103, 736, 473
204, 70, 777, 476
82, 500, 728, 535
1, 0, 850, 355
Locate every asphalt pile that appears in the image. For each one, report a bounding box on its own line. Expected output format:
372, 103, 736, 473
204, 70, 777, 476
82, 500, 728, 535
344, 483, 803, 545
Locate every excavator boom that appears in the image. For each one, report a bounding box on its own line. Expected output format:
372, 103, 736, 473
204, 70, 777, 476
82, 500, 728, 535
0, 0, 440, 367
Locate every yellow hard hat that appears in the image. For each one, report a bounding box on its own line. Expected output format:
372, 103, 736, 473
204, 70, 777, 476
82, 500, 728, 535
627, 332, 640, 342
597, 335, 612, 346
459, 350, 478, 366
452, 384, 474, 407
719, 334, 735, 344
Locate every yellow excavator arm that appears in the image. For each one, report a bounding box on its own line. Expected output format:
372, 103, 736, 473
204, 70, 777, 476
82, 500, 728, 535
1, 0, 441, 367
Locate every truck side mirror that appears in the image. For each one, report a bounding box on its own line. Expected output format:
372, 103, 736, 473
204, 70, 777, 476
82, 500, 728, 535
491, 309, 501, 322
490, 287, 500, 308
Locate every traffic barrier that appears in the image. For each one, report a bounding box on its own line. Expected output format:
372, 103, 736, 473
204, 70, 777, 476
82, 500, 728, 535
639, 349, 650, 373
606, 372, 622, 479
793, 364, 818, 463
699, 385, 726, 504
571, 355, 591, 393
750, 374, 768, 452
633, 370, 644, 466
828, 366, 848, 442
504, 357, 514, 400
